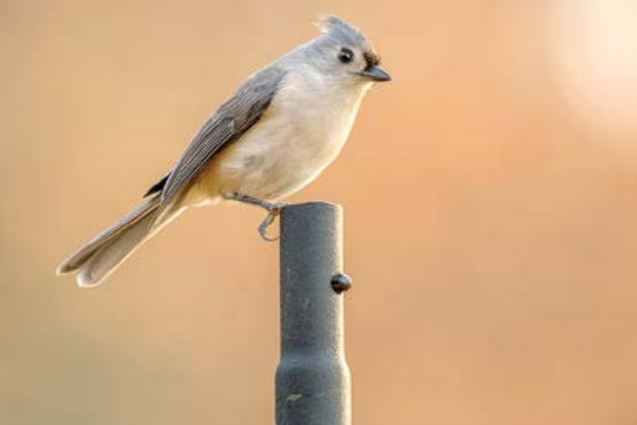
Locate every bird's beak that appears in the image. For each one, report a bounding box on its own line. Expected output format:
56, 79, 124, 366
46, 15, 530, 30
360, 65, 391, 82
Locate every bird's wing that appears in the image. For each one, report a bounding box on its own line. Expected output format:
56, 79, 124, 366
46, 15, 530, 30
154, 66, 287, 208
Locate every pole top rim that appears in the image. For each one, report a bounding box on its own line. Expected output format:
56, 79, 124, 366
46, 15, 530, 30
281, 201, 343, 214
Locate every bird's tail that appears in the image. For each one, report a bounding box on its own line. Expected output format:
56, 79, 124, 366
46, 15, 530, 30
57, 195, 177, 287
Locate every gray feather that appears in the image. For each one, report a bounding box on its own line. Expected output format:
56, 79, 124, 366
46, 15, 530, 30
76, 211, 155, 287
57, 195, 166, 287
157, 66, 287, 213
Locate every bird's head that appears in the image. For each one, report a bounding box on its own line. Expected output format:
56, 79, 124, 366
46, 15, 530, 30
303, 15, 391, 87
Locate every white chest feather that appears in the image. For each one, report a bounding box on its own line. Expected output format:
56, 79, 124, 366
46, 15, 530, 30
215, 73, 371, 200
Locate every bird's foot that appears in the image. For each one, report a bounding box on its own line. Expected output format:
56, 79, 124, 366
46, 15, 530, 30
225, 193, 287, 241
258, 204, 285, 241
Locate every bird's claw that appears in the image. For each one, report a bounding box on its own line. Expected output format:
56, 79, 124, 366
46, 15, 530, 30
258, 203, 285, 242
223, 192, 286, 241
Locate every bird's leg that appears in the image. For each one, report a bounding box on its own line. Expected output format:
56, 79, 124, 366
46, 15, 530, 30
224, 193, 287, 241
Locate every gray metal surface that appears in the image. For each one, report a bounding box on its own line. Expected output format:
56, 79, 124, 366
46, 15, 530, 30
276, 202, 351, 425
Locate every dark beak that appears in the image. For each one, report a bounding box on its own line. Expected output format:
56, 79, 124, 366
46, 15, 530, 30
360, 65, 391, 82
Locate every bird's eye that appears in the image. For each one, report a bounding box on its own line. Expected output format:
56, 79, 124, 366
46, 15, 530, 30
338, 48, 354, 64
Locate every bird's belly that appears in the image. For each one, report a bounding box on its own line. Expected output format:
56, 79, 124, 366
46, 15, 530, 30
218, 123, 344, 200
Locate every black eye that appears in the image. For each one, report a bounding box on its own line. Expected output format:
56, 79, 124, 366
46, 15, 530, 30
338, 48, 354, 64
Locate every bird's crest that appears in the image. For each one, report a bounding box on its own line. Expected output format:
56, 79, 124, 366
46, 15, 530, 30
316, 15, 379, 65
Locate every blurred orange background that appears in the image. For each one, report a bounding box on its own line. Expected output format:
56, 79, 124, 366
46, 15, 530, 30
2, 1, 637, 424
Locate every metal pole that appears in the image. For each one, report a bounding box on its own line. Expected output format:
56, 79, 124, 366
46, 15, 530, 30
276, 202, 352, 425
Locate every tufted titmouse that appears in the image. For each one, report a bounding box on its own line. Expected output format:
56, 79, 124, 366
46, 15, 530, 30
57, 15, 390, 287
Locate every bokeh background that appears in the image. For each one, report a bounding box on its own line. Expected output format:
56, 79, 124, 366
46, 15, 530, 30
2, 1, 637, 424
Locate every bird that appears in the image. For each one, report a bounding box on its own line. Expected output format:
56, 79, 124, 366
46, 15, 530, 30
57, 15, 391, 287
